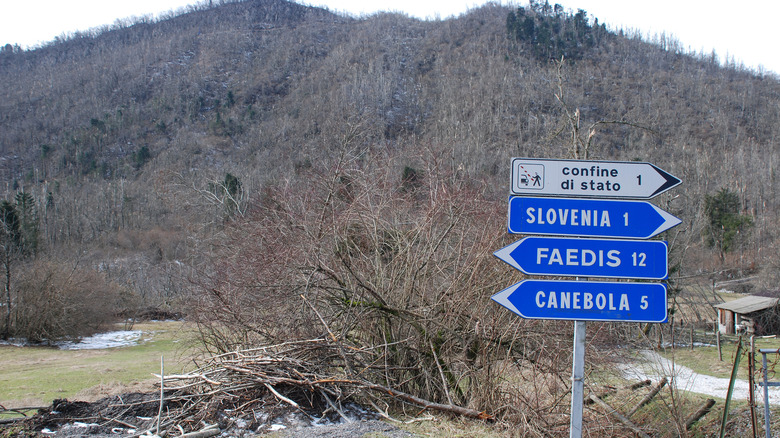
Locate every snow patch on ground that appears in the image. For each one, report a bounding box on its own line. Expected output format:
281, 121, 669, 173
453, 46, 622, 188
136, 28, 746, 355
0, 329, 145, 349
57, 330, 143, 350
621, 350, 780, 405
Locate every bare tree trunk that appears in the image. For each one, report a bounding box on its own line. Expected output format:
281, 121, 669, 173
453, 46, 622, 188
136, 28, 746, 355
2, 247, 11, 340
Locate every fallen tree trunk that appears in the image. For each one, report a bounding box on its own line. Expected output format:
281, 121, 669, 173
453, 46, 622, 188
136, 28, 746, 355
686, 399, 716, 430
322, 378, 493, 420
627, 377, 668, 418
584, 380, 651, 406
588, 394, 652, 438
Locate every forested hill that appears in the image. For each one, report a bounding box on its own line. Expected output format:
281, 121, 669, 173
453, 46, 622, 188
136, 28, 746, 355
1, 0, 779, 309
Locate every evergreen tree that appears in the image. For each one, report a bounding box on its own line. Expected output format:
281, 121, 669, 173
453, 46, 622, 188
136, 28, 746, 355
400, 166, 422, 193
0, 201, 19, 339
213, 173, 242, 218
14, 192, 38, 256
704, 188, 753, 261
133, 145, 151, 169
224, 173, 241, 200
0, 194, 39, 339
0, 201, 21, 248
505, 5, 602, 62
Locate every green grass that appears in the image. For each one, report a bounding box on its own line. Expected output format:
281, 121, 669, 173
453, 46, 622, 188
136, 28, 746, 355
2, 319, 777, 435
400, 416, 509, 438
0, 321, 198, 410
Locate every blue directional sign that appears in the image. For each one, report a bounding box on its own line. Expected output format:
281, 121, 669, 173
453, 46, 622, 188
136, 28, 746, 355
508, 197, 681, 239
494, 237, 668, 279
492, 279, 668, 323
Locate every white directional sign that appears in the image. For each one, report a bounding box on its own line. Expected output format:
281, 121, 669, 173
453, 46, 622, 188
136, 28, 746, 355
511, 158, 681, 199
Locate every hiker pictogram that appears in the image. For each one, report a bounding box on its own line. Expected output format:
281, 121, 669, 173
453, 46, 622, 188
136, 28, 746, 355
514, 163, 545, 190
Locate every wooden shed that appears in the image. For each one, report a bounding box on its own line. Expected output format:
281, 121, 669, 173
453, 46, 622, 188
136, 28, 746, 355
714, 295, 780, 335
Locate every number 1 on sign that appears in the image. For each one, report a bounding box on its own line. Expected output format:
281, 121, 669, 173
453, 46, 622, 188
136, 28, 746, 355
637, 175, 642, 185
624, 212, 629, 226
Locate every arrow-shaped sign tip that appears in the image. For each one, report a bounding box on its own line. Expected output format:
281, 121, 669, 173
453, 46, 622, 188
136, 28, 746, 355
650, 204, 682, 237
650, 164, 682, 198
493, 240, 524, 271
491, 283, 523, 316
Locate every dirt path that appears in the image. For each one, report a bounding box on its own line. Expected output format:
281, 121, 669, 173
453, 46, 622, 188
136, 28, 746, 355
620, 350, 780, 405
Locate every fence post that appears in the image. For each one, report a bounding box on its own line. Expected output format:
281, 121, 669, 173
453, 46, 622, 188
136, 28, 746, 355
762, 351, 771, 438
749, 336, 757, 438
690, 326, 694, 351
720, 337, 744, 438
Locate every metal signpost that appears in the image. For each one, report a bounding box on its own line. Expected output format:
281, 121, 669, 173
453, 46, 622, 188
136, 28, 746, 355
493, 158, 681, 438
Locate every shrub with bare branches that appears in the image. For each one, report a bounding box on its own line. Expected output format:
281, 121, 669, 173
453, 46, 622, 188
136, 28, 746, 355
188, 146, 585, 427
11, 259, 135, 342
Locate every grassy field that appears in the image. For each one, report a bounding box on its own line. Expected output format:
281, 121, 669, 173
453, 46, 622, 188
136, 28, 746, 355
0, 321, 198, 410
2, 319, 777, 435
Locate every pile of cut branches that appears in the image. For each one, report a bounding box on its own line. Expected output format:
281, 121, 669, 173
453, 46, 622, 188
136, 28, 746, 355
2, 337, 490, 437
158, 338, 491, 433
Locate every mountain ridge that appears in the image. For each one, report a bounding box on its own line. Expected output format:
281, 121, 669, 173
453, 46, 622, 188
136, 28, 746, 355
0, 0, 777, 282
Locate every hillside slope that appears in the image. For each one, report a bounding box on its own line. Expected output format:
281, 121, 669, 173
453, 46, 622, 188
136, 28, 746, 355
0, 0, 778, 302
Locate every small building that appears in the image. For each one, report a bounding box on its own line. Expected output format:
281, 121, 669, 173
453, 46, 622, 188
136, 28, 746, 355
714, 295, 780, 335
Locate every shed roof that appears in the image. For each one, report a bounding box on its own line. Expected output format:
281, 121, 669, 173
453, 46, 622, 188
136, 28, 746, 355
714, 296, 779, 314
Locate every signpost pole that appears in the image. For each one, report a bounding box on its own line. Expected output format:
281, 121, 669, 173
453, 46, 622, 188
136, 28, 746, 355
570, 320, 586, 438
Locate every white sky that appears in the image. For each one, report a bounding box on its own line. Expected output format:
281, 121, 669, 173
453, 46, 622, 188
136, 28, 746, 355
1, 0, 778, 75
